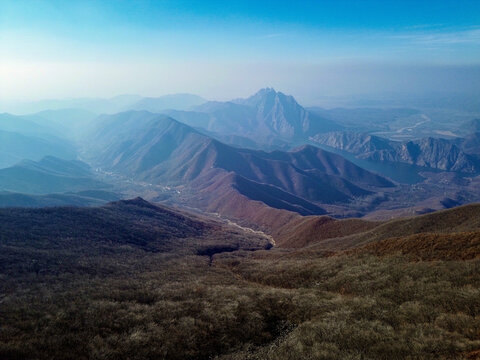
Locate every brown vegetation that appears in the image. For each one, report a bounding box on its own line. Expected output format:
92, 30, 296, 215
356, 231, 480, 261
2, 200, 480, 359
275, 215, 378, 248
350, 203, 480, 247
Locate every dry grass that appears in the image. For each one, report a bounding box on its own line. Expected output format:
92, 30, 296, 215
355, 231, 480, 261
276, 216, 379, 248
216, 252, 480, 359
2, 202, 480, 359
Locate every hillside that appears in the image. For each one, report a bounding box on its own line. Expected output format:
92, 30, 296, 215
276, 203, 480, 258
274, 215, 379, 248
312, 131, 480, 173
33, 108, 97, 139
163, 88, 341, 146
0, 156, 110, 194
232, 88, 341, 139
0, 190, 120, 208
0, 197, 270, 254
0, 130, 76, 168
0, 112, 58, 136
165, 102, 257, 137
348, 203, 480, 247
85, 111, 392, 218
357, 232, 480, 261
1, 199, 480, 359
0, 113, 77, 167
462, 118, 480, 133
462, 132, 480, 155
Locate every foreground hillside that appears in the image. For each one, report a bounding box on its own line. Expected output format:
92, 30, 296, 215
1, 200, 480, 359
278, 203, 480, 252
0, 197, 270, 256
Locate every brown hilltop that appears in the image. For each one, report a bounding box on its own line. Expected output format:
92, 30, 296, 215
287, 203, 480, 260
357, 232, 480, 261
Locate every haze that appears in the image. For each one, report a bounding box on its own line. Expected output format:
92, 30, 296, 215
1, 0, 480, 106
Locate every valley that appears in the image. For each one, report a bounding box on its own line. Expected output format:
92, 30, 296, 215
2, 88, 480, 360
3, 88, 480, 230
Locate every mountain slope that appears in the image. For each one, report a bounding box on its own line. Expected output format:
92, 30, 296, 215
33, 108, 97, 139
0, 156, 110, 194
358, 232, 480, 261
233, 88, 341, 138
86, 111, 392, 218
287, 203, 480, 253
271, 202, 480, 257
0, 130, 77, 168
0, 190, 120, 208
312, 131, 480, 173
349, 203, 480, 260
461, 132, 480, 155
0, 113, 77, 167
166, 101, 257, 135
462, 118, 480, 133
0, 196, 270, 259
0, 112, 57, 136
1, 200, 478, 360
163, 88, 342, 147
353, 203, 480, 245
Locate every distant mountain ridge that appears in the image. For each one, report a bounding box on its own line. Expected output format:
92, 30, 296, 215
0, 190, 120, 208
0, 113, 77, 168
127, 94, 206, 112
233, 88, 340, 138
0, 156, 110, 194
3, 93, 206, 115
0, 130, 76, 168
312, 131, 480, 173
0, 112, 58, 136
33, 108, 98, 139
163, 88, 341, 147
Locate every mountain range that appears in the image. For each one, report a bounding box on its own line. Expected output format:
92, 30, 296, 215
84, 111, 392, 220
2, 88, 480, 360
0, 156, 110, 194
312, 131, 480, 173
0, 190, 120, 208
2, 93, 206, 115
164, 88, 341, 147
0, 113, 77, 167
128, 93, 206, 113
2, 87, 480, 225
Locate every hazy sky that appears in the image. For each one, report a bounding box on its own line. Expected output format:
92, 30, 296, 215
1, 0, 480, 104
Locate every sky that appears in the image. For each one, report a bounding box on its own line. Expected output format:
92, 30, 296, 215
1, 0, 480, 105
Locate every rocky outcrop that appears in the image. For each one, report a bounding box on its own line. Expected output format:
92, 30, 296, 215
312, 132, 480, 173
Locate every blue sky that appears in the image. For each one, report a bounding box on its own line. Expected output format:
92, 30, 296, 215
1, 0, 480, 103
